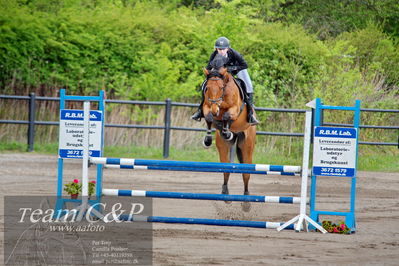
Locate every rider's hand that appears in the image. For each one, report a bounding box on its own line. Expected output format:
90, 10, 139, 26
227, 66, 237, 73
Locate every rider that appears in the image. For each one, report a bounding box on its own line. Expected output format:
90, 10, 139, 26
191, 36, 259, 125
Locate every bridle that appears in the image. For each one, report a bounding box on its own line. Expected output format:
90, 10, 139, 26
207, 72, 226, 106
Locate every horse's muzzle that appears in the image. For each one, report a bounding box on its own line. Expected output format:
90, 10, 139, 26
211, 105, 219, 117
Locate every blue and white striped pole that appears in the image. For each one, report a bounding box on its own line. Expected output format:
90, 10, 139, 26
118, 214, 298, 230
103, 164, 300, 176
91, 157, 301, 174
102, 189, 302, 204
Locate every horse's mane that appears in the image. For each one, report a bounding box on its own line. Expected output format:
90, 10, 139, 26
210, 54, 228, 71
208, 54, 228, 78
206, 54, 245, 100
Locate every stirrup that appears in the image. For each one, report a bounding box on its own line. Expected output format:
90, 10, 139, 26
248, 115, 259, 125
191, 111, 202, 121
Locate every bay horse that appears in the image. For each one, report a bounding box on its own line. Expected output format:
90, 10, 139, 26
201, 56, 256, 210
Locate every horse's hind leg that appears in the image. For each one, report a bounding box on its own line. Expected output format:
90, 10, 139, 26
237, 144, 252, 212
237, 130, 256, 212
236, 132, 254, 195
216, 131, 231, 196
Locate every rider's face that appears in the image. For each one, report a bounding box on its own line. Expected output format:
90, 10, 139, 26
216, 48, 228, 56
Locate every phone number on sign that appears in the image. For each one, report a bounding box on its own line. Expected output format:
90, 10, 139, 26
66, 150, 95, 156
67, 150, 83, 156
320, 168, 347, 174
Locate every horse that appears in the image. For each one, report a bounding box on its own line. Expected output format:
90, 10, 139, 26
201, 56, 257, 211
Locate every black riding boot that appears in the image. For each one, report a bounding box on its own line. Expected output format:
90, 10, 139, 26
246, 93, 259, 125
191, 91, 205, 121
191, 106, 203, 121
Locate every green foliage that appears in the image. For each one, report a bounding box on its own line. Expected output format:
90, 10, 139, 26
277, 0, 399, 40
64, 179, 81, 195
1, 0, 398, 106
358, 149, 399, 172
246, 23, 328, 108
88, 181, 96, 196
336, 25, 399, 87
322, 220, 350, 234
0, 141, 26, 152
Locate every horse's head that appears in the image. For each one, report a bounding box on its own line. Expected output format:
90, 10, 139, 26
203, 54, 231, 117
204, 66, 229, 116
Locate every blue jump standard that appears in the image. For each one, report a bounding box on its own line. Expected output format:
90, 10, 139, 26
102, 189, 300, 204
118, 215, 295, 229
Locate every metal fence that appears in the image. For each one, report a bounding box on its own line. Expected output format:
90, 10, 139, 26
1, 93, 398, 157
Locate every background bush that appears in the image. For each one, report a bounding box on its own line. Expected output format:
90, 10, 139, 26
1, 0, 397, 103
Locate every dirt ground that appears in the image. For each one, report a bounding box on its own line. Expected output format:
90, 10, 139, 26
1, 153, 398, 265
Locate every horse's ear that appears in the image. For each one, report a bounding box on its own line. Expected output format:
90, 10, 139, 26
203, 68, 209, 76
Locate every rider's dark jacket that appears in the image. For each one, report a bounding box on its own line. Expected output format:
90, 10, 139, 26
206, 48, 248, 75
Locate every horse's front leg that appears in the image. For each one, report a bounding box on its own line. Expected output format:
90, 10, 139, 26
221, 112, 234, 141
202, 105, 213, 148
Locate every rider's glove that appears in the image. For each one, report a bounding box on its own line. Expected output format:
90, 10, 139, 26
227, 66, 237, 73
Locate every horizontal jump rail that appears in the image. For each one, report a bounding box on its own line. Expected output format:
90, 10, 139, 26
103, 189, 302, 204
91, 157, 302, 173
103, 164, 300, 176
118, 215, 297, 229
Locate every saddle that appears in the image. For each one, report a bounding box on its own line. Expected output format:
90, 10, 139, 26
233, 78, 247, 101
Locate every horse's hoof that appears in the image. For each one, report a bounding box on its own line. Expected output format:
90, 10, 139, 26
242, 191, 251, 211
226, 132, 234, 141
221, 131, 233, 141
202, 140, 211, 149
241, 202, 251, 212
203, 136, 212, 148
203, 134, 212, 148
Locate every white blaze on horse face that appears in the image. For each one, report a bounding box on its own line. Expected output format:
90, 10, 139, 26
207, 79, 223, 116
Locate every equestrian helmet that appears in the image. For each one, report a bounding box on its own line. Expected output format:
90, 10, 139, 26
214, 37, 230, 49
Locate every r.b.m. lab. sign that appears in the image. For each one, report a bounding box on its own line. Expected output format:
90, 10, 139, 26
312, 127, 358, 177
58, 110, 103, 159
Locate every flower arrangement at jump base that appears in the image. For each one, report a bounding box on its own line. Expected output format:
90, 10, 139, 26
64, 179, 96, 198
64, 179, 82, 199
88, 180, 96, 197
322, 220, 350, 234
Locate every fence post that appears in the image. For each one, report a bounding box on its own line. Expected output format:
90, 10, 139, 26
163, 98, 172, 158
27, 92, 36, 152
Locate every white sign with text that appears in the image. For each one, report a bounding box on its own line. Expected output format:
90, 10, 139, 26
312, 127, 357, 177
58, 109, 103, 159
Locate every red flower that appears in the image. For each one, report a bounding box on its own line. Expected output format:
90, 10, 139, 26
90, 180, 96, 184
73, 179, 79, 183
333, 228, 339, 233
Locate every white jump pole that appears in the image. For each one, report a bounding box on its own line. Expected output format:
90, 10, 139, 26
75, 101, 91, 221
69, 101, 104, 221
277, 110, 327, 233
